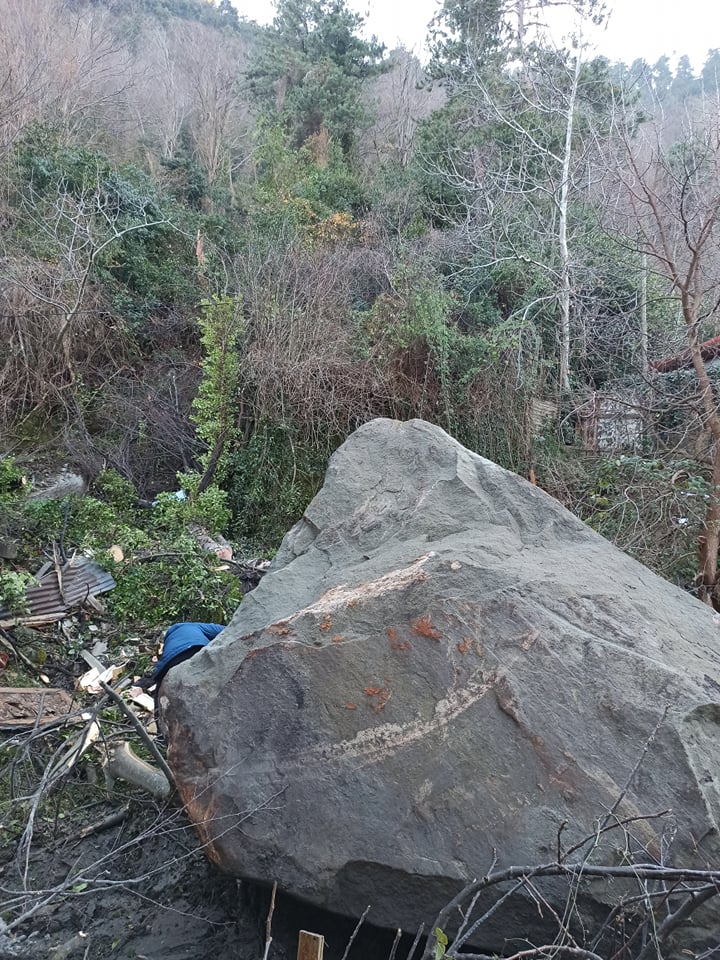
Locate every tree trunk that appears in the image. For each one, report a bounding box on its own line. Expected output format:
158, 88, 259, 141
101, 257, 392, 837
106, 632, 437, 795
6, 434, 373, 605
558, 50, 581, 395
685, 297, 720, 605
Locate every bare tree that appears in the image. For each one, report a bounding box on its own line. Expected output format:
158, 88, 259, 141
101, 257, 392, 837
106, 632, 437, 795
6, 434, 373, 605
423, 28, 610, 396
364, 48, 444, 169
3, 166, 173, 393
611, 96, 720, 604
130, 21, 194, 164
128, 19, 253, 201
0, 0, 133, 155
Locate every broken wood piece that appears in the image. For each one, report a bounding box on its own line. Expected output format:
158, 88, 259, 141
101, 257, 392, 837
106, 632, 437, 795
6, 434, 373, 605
127, 686, 155, 712
0, 687, 74, 729
103, 740, 171, 799
77, 663, 122, 695
54, 720, 101, 775
73, 804, 130, 841
262, 881, 277, 960
189, 523, 233, 561
297, 931, 324, 960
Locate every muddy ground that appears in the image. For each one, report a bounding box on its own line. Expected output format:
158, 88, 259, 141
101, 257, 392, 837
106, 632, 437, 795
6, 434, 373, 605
0, 793, 417, 960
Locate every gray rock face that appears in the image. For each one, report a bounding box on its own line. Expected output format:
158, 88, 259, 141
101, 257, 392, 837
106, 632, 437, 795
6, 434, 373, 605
163, 419, 720, 951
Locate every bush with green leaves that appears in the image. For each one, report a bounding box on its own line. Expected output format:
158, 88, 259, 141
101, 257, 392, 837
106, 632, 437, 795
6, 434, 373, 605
227, 420, 328, 552
191, 297, 244, 485
0, 570, 37, 616
92, 469, 140, 520
0, 463, 241, 627
20, 495, 146, 557
107, 534, 242, 626
151, 472, 232, 536
0, 456, 27, 501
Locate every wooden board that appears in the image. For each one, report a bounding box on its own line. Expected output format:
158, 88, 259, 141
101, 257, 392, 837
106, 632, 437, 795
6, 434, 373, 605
0, 687, 75, 729
297, 931, 324, 960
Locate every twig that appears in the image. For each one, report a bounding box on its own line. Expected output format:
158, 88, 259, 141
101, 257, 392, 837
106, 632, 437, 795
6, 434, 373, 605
262, 880, 277, 960
599, 707, 669, 834
387, 928, 402, 960
58, 506, 70, 564
405, 923, 424, 960
421, 861, 720, 960
0, 627, 49, 679
72, 804, 130, 841
340, 904, 371, 960
456, 946, 605, 960
563, 810, 672, 861
634, 883, 719, 960
449, 879, 527, 954
53, 540, 67, 602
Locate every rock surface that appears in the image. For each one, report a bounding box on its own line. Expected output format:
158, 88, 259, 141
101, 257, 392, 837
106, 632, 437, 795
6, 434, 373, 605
163, 418, 720, 952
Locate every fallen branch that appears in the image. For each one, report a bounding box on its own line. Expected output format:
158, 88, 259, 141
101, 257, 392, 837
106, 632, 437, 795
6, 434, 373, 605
262, 880, 277, 960
72, 804, 130, 842
422, 860, 720, 960
0, 628, 50, 680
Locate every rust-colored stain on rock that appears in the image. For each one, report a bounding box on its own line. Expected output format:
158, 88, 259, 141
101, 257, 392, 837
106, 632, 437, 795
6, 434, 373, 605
410, 616, 442, 640
364, 684, 391, 712
387, 627, 412, 651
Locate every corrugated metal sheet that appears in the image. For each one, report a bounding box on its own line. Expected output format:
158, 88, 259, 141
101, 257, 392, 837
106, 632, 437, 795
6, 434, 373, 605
0, 555, 115, 625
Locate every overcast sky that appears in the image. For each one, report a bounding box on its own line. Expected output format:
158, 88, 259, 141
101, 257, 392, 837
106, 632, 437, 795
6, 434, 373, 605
233, 0, 720, 70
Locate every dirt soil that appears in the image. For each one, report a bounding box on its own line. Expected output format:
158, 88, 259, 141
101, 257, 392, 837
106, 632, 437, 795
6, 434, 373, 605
0, 796, 415, 960
0, 800, 270, 960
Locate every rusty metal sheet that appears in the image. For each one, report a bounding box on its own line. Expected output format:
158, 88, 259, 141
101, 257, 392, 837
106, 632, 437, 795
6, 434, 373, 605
0, 555, 115, 626
0, 687, 75, 729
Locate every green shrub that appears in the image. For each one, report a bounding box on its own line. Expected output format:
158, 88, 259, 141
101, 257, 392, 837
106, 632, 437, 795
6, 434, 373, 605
227, 421, 327, 551
0, 570, 37, 616
107, 535, 242, 626
191, 297, 244, 485
151, 472, 231, 536
92, 469, 139, 520
21, 496, 143, 555
0, 456, 27, 503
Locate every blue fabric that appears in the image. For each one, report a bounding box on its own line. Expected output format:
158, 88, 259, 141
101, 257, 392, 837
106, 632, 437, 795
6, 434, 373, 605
152, 621, 224, 682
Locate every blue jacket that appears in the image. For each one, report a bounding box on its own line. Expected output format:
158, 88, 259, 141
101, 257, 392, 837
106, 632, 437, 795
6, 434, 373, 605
152, 621, 224, 688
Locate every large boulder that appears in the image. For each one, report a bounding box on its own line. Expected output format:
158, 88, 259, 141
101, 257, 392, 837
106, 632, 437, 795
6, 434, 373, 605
162, 419, 720, 952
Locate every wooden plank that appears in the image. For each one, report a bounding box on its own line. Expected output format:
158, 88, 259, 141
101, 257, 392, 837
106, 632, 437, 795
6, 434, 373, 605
0, 687, 74, 729
297, 930, 324, 960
